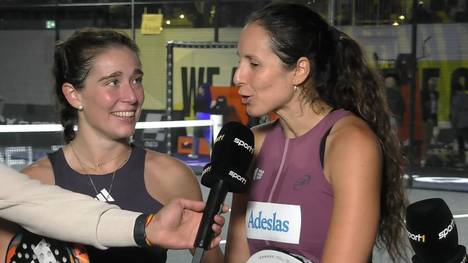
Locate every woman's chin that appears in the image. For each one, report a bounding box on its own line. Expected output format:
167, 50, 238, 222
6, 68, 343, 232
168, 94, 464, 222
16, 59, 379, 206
247, 108, 267, 119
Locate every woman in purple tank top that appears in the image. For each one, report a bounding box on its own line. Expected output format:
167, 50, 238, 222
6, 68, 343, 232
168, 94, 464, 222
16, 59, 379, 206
225, 3, 407, 263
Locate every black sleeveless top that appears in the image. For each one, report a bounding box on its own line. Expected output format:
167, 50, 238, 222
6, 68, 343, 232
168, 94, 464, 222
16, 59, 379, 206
48, 146, 167, 263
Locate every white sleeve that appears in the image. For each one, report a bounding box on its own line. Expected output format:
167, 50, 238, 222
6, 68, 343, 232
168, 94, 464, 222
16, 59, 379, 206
0, 163, 139, 249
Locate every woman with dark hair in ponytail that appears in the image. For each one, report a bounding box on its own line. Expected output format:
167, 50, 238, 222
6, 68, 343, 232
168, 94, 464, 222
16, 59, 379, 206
0, 28, 223, 263
225, 3, 407, 263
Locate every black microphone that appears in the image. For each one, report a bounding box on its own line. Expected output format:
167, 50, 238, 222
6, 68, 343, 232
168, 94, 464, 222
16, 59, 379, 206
406, 198, 467, 263
192, 122, 254, 263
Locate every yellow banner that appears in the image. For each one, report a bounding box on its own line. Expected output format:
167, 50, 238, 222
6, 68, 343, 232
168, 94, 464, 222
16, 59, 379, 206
141, 14, 163, 35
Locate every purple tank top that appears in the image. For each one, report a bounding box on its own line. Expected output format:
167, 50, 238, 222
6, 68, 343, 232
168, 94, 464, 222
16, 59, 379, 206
246, 109, 351, 263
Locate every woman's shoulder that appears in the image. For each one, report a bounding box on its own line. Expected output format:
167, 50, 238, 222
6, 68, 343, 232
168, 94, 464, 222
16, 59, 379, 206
21, 156, 54, 184
323, 114, 383, 193
144, 148, 192, 173
325, 115, 382, 171
143, 149, 200, 200
329, 115, 378, 148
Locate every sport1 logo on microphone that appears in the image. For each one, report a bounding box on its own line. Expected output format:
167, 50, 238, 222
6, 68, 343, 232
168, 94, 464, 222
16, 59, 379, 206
439, 219, 455, 240
407, 230, 426, 243
214, 134, 225, 144
229, 170, 247, 184
202, 164, 212, 176
234, 137, 254, 154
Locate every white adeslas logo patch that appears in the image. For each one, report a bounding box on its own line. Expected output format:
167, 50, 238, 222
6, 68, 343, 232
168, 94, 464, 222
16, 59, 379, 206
245, 201, 301, 244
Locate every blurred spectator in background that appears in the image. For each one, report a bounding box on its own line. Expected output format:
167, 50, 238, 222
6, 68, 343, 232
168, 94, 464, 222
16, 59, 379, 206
189, 83, 213, 159
384, 74, 405, 138
450, 83, 468, 167
421, 77, 439, 167
211, 95, 240, 124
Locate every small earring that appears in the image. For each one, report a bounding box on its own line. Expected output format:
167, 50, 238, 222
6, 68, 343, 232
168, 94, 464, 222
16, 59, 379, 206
294, 85, 298, 92
77, 105, 83, 111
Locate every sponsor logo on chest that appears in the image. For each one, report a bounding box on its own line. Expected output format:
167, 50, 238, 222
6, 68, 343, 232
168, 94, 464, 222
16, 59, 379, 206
246, 201, 301, 244
253, 167, 264, 181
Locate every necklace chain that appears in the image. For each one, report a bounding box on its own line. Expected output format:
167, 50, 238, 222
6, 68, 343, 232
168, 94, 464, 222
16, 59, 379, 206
72, 144, 128, 171
70, 143, 130, 198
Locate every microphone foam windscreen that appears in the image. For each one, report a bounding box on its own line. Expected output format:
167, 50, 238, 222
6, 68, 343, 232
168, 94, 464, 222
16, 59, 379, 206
202, 122, 254, 193
201, 162, 250, 193
211, 121, 254, 167
200, 162, 214, 187
406, 198, 459, 263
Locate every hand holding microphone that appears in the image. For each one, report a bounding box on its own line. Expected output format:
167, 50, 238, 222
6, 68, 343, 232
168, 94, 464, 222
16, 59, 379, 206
406, 198, 467, 263
191, 122, 255, 263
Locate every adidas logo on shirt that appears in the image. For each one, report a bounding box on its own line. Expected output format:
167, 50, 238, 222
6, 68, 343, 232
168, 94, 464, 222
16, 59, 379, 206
95, 188, 115, 202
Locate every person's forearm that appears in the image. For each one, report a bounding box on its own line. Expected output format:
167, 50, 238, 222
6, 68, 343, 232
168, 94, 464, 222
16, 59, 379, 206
97, 208, 140, 248
0, 163, 139, 249
0, 164, 225, 251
